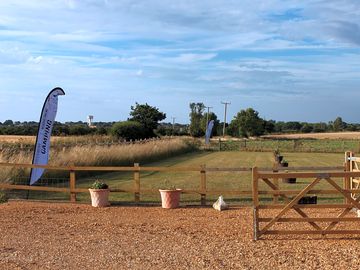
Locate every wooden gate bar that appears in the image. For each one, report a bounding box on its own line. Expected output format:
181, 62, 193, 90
324, 195, 360, 232
253, 162, 360, 240
252, 167, 260, 240
261, 178, 322, 231
345, 151, 351, 203
326, 178, 360, 210
260, 177, 321, 236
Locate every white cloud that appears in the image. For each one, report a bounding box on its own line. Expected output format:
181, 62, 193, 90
0, 1, 360, 122
172, 53, 217, 63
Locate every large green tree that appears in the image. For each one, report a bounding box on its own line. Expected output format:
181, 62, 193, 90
333, 117, 346, 131
189, 102, 205, 137
229, 108, 265, 138
129, 102, 166, 138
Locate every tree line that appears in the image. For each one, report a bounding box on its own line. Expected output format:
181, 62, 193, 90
1, 103, 359, 139
189, 104, 360, 138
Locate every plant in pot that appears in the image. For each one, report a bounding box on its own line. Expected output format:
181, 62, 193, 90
89, 180, 110, 207
159, 180, 182, 209
280, 160, 288, 167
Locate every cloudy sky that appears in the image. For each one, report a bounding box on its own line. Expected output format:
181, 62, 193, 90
1, 0, 360, 123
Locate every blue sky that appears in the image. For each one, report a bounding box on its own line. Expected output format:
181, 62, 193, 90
1, 0, 360, 124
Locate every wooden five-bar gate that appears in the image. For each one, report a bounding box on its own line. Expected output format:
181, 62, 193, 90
252, 151, 360, 240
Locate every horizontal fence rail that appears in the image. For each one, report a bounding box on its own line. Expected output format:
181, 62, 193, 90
0, 162, 347, 205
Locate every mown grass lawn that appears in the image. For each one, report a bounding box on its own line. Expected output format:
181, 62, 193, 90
75, 151, 345, 205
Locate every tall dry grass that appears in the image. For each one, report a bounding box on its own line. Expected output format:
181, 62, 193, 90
55, 137, 197, 166
0, 137, 199, 181
0, 147, 32, 183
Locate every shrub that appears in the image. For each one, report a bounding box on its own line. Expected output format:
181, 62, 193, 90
110, 121, 145, 140
90, 180, 108, 189
69, 125, 94, 136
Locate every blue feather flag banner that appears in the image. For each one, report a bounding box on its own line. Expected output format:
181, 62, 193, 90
205, 120, 214, 145
30, 87, 65, 185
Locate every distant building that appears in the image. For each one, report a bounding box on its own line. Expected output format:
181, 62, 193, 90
87, 115, 96, 128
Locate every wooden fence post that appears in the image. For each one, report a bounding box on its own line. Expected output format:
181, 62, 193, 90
200, 164, 206, 206
252, 167, 260, 240
134, 163, 140, 203
69, 166, 76, 203
344, 151, 351, 204
272, 162, 279, 204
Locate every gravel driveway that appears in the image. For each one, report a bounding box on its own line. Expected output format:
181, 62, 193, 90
1, 201, 360, 269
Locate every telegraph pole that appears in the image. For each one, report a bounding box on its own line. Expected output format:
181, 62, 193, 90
171, 117, 176, 135
221, 102, 230, 137
205, 106, 213, 126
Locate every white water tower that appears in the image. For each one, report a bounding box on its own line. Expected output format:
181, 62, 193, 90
87, 115, 94, 127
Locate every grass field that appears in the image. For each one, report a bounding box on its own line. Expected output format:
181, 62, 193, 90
217, 138, 360, 153
6, 150, 349, 205
263, 131, 360, 140
70, 150, 345, 204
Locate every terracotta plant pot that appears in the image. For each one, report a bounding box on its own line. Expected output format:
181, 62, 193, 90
89, 189, 110, 207
159, 189, 182, 209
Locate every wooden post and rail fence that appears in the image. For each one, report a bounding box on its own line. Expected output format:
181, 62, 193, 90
0, 162, 348, 204
1, 151, 360, 239
0, 162, 259, 205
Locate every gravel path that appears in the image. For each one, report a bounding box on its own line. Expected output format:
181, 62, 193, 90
1, 201, 360, 269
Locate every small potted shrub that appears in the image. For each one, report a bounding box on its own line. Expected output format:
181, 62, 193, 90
286, 177, 297, 184
89, 180, 110, 207
298, 196, 317, 204
280, 160, 297, 183
159, 180, 182, 209
280, 160, 288, 167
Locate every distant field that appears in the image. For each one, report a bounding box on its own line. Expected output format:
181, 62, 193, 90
0, 135, 115, 144
0, 135, 35, 143
263, 132, 360, 140
3, 131, 360, 143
